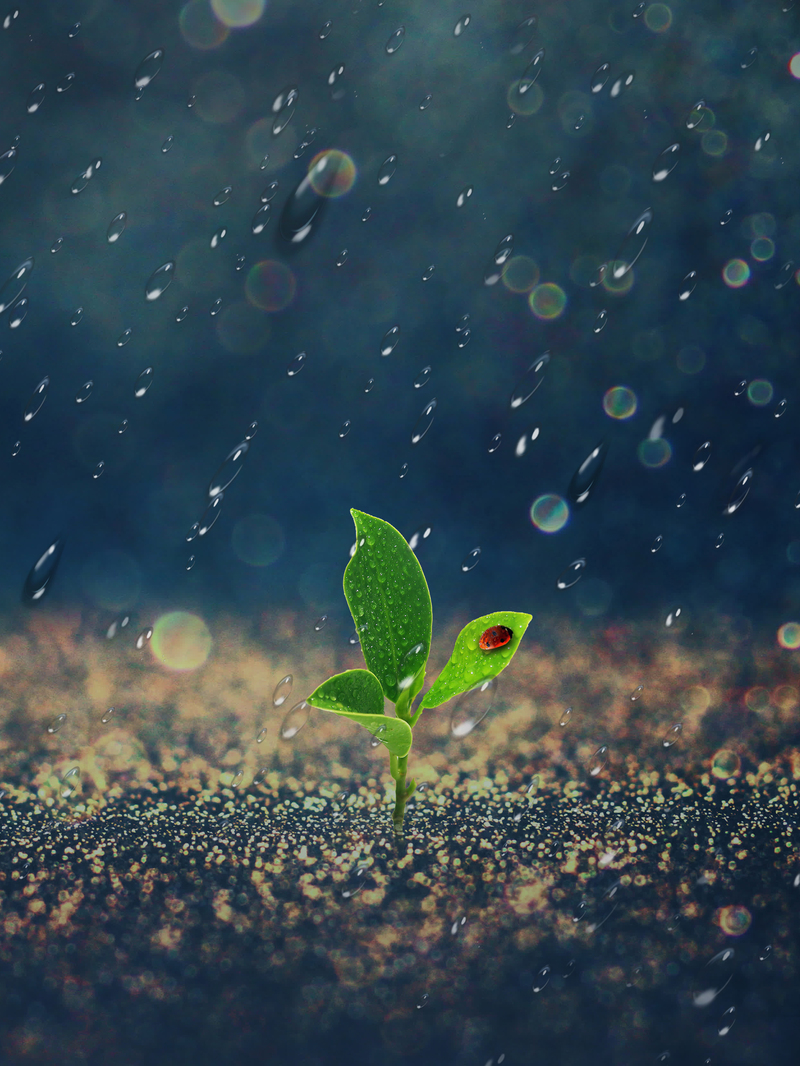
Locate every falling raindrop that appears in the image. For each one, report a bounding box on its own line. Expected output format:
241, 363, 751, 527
678, 271, 697, 300
208, 441, 248, 498
251, 203, 271, 234
68, 21, 80, 37
510, 352, 550, 409
559, 706, 573, 727
50, 238, 63, 253
280, 700, 309, 740
327, 64, 346, 100
338, 420, 351, 439
413, 366, 431, 389
134, 367, 153, 398
775, 399, 787, 418
556, 558, 586, 590
101, 707, 115, 724
461, 547, 481, 572
197, 494, 224, 536
47, 714, 67, 734
754, 130, 770, 152
610, 207, 653, 280
609, 71, 635, 98
176, 306, 189, 322
720, 208, 733, 225
380, 325, 400, 356
665, 607, 682, 628
453, 14, 471, 36
8, 296, 27, 328
335, 249, 348, 267
186, 555, 196, 571
630, 685, 644, 701
26, 83, 45, 113
590, 62, 610, 93
422, 264, 435, 281
92, 461, 105, 479
488, 433, 502, 453
734, 380, 747, 396
532, 966, 550, 993
651, 535, 663, 553
363, 377, 374, 393
408, 525, 432, 552
135, 627, 153, 650
161, 135, 174, 153
386, 26, 405, 54
377, 154, 397, 186
134, 48, 164, 92
314, 615, 328, 632
75, 381, 93, 404
107, 212, 127, 243
0, 256, 33, 314
144, 261, 174, 300
319, 20, 332, 39
714, 533, 725, 549
593, 310, 608, 333
235, 254, 245, 272
456, 185, 473, 208
287, 351, 306, 376
692, 441, 711, 471
361, 206, 372, 222
415, 993, 429, 1010
568, 439, 608, 506
587, 745, 609, 777
419, 94, 432, 110
399, 462, 409, 478
411, 398, 437, 444
56, 72, 75, 93
450, 678, 496, 737
23, 377, 49, 422
457, 329, 471, 349
662, 722, 683, 748
272, 675, 293, 707
61, 767, 80, 799
209, 226, 227, 249
724, 468, 753, 515
676, 493, 687, 508
652, 143, 680, 182
209, 298, 222, 316
213, 185, 232, 207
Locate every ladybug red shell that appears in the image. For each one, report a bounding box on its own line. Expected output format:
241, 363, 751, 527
478, 625, 513, 651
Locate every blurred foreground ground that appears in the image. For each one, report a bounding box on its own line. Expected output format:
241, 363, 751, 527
1, 608, 799, 1065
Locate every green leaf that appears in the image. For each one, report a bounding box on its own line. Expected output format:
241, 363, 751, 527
306, 669, 412, 757
344, 509, 433, 704
420, 611, 532, 710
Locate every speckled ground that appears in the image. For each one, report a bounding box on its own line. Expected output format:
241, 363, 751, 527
1, 610, 800, 1065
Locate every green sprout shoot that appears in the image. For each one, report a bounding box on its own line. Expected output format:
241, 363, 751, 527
307, 510, 532, 832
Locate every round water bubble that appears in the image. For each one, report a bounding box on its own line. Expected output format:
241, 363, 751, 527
411, 398, 437, 444
530, 494, 569, 533
528, 284, 566, 320
272, 674, 293, 707
280, 700, 309, 740
556, 558, 586, 589
461, 547, 481, 572
450, 678, 496, 738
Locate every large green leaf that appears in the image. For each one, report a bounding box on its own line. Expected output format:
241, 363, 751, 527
306, 668, 412, 757
344, 509, 433, 704
420, 611, 532, 710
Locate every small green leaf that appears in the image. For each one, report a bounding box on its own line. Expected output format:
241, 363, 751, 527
344, 510, 433, 704
307, 668, 412, 757
420, 611, 532, 710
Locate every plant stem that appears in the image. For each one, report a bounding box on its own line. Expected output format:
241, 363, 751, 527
392, 754, 411, 832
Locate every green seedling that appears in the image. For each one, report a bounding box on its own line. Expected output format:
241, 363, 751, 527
307, 510, 532, 831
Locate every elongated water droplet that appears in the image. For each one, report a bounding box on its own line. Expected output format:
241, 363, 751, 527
213, 185, 232, 207
160, 135, 174, 153
399, 461, 409, 478
176, 306, 189, 323
609, 70, 635, 98
692, 441, 711, 471
101, 707, 115, 724
0, 256, 33, 314
338, 419, 351, 439
611, 207, 652, 280
75, 380, 93, 404
419, 93, 432, 110
559, 706, 572, 727
377, 154, 397, 186
591, 62, 610, 93
134, 367, 153, 398
272, 674, 293, 707
676, 492, 687, 509
116, 328, 132, 348
287, 351, 306, 376
651, 534, 663, 553
411, 398, 437, 444
252, 203, 271, 234
532, 966, 550, 992
456, 185, 473, 208
280, 700, 309, 740
775, 399, 787, 418
450, 678, 496, 738
56, 71, 75, 93
61, 766, 80, 798
588, 745, 609, 776
144, 261, 174, 300
208, 441, 248, 498
26, 83, 45, 114
630, 684, 644, 701
510, 352, 550, 409
557, 558, 586, 589
23, 376, 49, 422
197, 494, 223, 536
678, 270, 697, 300
135, 627, 153, 650
488, 433, 502, 453
319, 20, 332, 39
568, 440, 608, 506
724, 468, 753, 515
50, 238, 63, 254
652, 143, 680, 182
413, 366, 431, 389
134, 48, 164, 91
453, 14, 470, 36
118, 419, 129, 434
662, 722, 683, 748
107, 212, 127, 243
380, 325, 400, 356
335, 248, 348, 267
754, 130, 771, 152
210, 226, 227, 248
461, 547, 481, 572
209, 297, 222, 316
47, 713, 67, 734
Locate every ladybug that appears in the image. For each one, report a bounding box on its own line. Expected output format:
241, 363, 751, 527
478, 625, 513, 651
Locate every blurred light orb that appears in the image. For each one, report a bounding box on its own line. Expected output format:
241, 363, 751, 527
677, 345, 706, 374
711, 749, 741, 779
790, 53, 800, 79
211, 0, 266, 28
232, 515, 286, 566
747, 379, 773, 406
245, 260, 297, 311
307, 150, 356, 198
179, 0, 229, 49
644, 4, 672, 32
151, 611, 212, 671
528, 283, 567, 320
750, 236, 774, 262
778, 622, 800, 649
722, 258, 750, 288
637, 438, 672, 468
701, 129, 728, 156
507, 79, 544, 116
502, 255, 540, 293
717, 905, 752, 937
679, 685, 710, 714
530, 494, 569, 533
744, 686, 770, 711
603, 386, 637, 419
